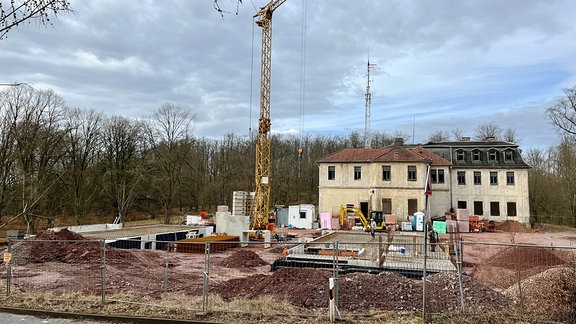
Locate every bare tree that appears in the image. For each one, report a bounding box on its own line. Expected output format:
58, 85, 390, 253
503, 127, 519, 143
61, 108, 102, 225
0, 87, 18, 219
5, 86, 69, 233
546, 85, 576, 136
451, 129, 463, 141
474, 122, 502, 141
551, 137, 576, 224
144, 103, 195, 224
427, 130, 451, 142
0, 0, 73, 39
100, 116, 144, 224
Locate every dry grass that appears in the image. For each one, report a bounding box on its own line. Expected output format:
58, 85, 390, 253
3, 289, 566, 323
0, 290, 425, 323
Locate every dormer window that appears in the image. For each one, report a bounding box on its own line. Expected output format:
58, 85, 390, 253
488, 150, 498, 162
456, 149, 465, 162
472, 150, 481, 162
504, 150, 514, 161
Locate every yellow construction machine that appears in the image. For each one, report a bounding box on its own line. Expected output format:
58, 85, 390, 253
339, 205, 386, 231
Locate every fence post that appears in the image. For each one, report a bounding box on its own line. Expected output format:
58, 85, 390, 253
163, 255, 169, 298
201, 242, 210, 314
456, 240, 465, 312
99, 239, 106, 304
331, 241, 339, 321
5, 239, 12, 297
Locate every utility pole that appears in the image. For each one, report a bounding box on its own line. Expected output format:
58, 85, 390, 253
364, 57, 376, 148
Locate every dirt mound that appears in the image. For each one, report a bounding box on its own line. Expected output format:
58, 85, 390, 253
484, 246, 567, 270
216, 250, 269, 268
504, 266, 576, 321
211, 268, 513, 312
34, 228, 87, 240
495, 220, 531, 233
11, 228, 137, 265
470, 246, 572, 290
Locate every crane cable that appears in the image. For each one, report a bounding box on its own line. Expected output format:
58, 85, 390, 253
249, 15, 256, 136
297, 0, 307, 175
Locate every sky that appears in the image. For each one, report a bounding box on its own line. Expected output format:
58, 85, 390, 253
1, 0, 575, 151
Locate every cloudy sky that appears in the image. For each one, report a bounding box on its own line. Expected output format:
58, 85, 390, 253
1, 0, 575, 151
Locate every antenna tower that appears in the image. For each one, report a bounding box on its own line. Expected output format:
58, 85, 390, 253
364, 57, 376, 148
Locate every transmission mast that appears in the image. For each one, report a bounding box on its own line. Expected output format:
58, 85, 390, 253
250, 0, 286, 230
364, 57, 376, 148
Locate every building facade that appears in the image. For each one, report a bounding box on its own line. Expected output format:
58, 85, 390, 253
317, 146, 451, 222
414, 139, 531, 225
317, 139, 531, 226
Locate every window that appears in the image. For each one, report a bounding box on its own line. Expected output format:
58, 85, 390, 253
472, 150, 481, 162
506, 171, 515, 185
408, 165, 417, 181
382, 198, 392, 214
328, 166, 335, 180
488, 150, 498, 161
504, 150, 513, 161
474, 201, 484, 215
457, 201, 467, 209
490, 171, 498, 185
473, 171, 481, 185
457, 171, 466, 185
299, 211, 306, 219
507, 202, 517, 216
456, 150, 465, 161
408, 199, 418, 215
382, 165, 391, 181
490, 201, 500, 216
354, 166, 361, 180
431, 169, 445, 184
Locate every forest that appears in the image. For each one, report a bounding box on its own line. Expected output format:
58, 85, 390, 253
1, 85, 575, 234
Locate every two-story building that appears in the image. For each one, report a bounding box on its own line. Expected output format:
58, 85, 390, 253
317, 138, 531, 226
317, 145, 451, 221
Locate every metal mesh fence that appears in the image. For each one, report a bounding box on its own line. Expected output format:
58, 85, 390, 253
2, 235, 576, 322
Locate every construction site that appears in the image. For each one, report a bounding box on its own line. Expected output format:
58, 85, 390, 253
1, 218, 576, 323
1, 1, 575, 323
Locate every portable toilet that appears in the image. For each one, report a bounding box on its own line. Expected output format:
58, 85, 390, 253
413, 212, 425, 231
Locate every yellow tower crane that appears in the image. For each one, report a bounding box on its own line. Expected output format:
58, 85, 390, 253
250, 0, 287, 230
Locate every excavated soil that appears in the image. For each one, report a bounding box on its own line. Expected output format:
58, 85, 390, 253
210, 268, 513, 313
215, 249, 269, 268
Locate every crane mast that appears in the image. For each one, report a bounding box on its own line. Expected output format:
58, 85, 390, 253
251, 0, 286, 230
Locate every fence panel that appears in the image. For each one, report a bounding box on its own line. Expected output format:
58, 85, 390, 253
461, 242, 576, 322
8, 239, 103, 297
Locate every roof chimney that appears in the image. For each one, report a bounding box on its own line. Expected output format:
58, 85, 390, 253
394, 137, 404, 147
461, 136, 470, 142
